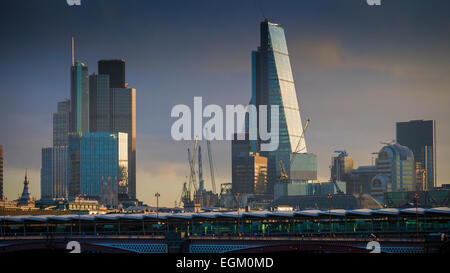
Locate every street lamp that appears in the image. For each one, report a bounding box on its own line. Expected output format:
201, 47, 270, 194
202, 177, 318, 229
415, 193, 419, 238
328, 193, 332, 236
155, 192, 160, 219
236, 192, 240, 236
77, 193, 82, 235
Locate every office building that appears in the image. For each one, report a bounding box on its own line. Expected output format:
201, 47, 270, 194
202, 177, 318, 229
89, 60, 136, 200
396, 120, 436, 190
70, 62, 89, 133
331, 151, 353, 182
347, 165, 378, 194
68, 132, 128, 201
370, 143, 416, 203
232, 152, 267, 195
41, 148, 53, 200
289, 153, 317, 181
98, 59, 125, 88
53, 100, 71, 146
0, 145, 3, 200
41, 101, 71, 200
41, 146, 69, 200
251, 20, 307, 194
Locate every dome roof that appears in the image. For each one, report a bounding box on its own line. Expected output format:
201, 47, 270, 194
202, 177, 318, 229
379, 143, 413, 161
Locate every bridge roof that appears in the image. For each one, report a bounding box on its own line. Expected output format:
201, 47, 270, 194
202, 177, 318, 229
294, 210, 322, 217
346, 209, 373, 216
2, 207, 449, 223
399, 208, 427, 215
372, 208, 400, 216
166, 213, 195, 219
318, 209, 347, 217
215, 211, 241, 218
243, 211, 272, 218
269, 211, 294, 218
426, 207, 450, 214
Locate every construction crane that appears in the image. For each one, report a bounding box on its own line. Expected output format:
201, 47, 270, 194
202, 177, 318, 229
206, 138, 217, 194
197, 145, 205, 204
279, 160, 289, 182
279, 118, 311, 182
187, 139, 199, 194
198, 145, 205, 192
180, 177, 189, 208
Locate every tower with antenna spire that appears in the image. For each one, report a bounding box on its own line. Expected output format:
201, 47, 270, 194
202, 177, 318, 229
70, 37, 90, 133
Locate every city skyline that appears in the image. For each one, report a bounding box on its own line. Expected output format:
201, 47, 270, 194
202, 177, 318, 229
1, 0, 450, 206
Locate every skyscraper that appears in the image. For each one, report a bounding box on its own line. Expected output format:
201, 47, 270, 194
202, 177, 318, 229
331, 151, 354, 182
70, 62, 89, 133
68, 132, 128, 200
41, 148, 53, 200
40, 146, 69, 200
41, 101, 71, 200
53, 100, 71, 146
89, 74, 110, 132
396, 120, 436, 190
232, 152, 268, 195
0, 145, 3, 200
98, 59, 125, 88
251, 20, 306, 193
89, 60, 137, 200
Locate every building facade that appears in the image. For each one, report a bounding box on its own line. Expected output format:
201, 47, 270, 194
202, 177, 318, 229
396, 120, 436, 190
68, 132, 128, 201
89, 74, 110, 132
289, 153, 318, 181
53, 99, 71, 146
331, 151, 354, 182
232, 152, 267, 195
370, 143, 416, 203
40, 146, 69, 200
41, 101, 71, 200
0, 145, 3, 200
348, 165, 378, 194
88, 60, 136, 200
252, 20, 307, 194
41, 148, 53, 200
70, 62, 89, 133
98, 59, 126, 88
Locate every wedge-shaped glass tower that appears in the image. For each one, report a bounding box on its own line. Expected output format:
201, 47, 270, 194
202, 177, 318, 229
252, 20, 306, 193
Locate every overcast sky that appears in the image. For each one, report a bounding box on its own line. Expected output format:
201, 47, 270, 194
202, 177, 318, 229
1, 0, 449, 206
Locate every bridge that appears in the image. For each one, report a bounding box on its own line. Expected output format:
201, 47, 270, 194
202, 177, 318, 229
0, 234, 445, 253
1, 207, 449, 253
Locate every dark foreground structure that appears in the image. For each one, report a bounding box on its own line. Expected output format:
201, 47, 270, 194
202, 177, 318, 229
0, 207, 448, 253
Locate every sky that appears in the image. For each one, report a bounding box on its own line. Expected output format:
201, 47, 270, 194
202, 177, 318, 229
0, 0, 449, 207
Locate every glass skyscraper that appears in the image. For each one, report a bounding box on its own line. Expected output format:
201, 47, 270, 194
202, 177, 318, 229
70, 62, 89, 133
41, 147, 54, 200
98, 59, 126, 88
396, 120, 436, 191
89, 60, 137, 200
68, 132, 128, 200
252, 20, 307, 193
41, 101, 71, 200
89, 74, 111, 132
53, 99, 71, 146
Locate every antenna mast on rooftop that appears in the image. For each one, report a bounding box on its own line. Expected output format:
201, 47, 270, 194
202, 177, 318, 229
71, 37, 75, 66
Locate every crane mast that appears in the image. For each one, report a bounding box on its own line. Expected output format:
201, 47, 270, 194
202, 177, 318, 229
279, 118, 311, 182
206, 139, 217, 194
